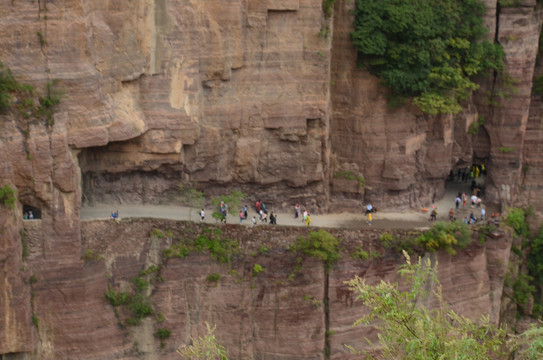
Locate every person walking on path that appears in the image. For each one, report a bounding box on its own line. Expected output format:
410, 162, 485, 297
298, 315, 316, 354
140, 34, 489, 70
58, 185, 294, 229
455, 196, 461, 210
295, 204, 301, 219
367, 212, 372, 225
481, 208, 486, 221
200, 209, 205, 222
243, 205, 248, 219
305, 213, 312, 226
270, 212, 277, 225
239, 210, 244, 225
303, 209, 308, 224
252, 216, 257, 226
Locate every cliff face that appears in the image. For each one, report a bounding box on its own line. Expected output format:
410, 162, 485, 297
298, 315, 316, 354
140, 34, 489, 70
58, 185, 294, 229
0, 0, 541, 357
17, 219, 507, 360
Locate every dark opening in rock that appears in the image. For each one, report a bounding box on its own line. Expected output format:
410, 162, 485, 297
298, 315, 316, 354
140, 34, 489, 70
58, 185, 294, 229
23, 204, 41, 219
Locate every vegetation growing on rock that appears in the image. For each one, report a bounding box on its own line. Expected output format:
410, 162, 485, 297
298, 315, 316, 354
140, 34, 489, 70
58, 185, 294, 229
351, 0, 504, 114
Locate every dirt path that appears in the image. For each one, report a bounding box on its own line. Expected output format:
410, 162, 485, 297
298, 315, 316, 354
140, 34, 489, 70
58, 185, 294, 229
80, 179, 493, 230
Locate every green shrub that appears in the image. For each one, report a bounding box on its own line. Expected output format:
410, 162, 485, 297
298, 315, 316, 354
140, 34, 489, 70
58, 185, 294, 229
35, 80, 62, 127
29, 275, 37, 285
414, 221, 471, 255
104, 288, 131, 307
252, 264, 265, 277
155, 328, 171, 340
512, 273, 536, 306
379, 232, 394, 248
128, 294, 154, 318
140, 265, 159, 276
0, 184, 17, 209
467, 116, 485, 135
506, 208, 529, 237
322, 0, 337, 19
150, 229, 164, 238
32, 314, 39, 329
0, 62, 19, 112
291, 230, 341, 273
156, 313, 165, 323
207, 273, 221, 283
82, 249, 103, 261
132, 277, 148, 293
258, 245, 270, 255
351, 0, 504, 114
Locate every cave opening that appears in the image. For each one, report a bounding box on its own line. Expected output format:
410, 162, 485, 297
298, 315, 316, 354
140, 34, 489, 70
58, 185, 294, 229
22, 204, 41, 220
78, 140, 184, 207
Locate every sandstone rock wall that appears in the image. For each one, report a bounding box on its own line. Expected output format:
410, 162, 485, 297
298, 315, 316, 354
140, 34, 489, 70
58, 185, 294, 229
0, 0, 542, 358
24, 219, 505, 360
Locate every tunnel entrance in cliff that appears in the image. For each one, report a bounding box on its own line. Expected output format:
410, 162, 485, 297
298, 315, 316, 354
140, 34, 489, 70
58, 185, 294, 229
78, 139, 184, 206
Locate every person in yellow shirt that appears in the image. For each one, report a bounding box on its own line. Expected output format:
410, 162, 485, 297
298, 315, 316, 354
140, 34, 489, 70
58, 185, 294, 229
305, 214, 312, 226
368, 212, 372, 225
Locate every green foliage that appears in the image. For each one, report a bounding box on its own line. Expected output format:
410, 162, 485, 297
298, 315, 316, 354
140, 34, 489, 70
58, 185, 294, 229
532, 75, 543, 96
0, 62, 20, 112
163, 242, 190, 259
527, 227, 543, 285
291, 230, 341, 273
347, 251, 506, 359
29, 275, 38, 285
36, 30, 46, 46
156, 313, 165, 323
207, 272, 221, 283
177, 322, 228, 360
35, 80, 63, 127
32, 314, 39, 329
512, 273, 536, 306
150, 228, 164, 238
163, 229, 239, 264
104, 288, 131, 307
140, 265, 160, 276
322, 0, 337, 19
318, 25, 331, 39
82, 249, 103, 261
351, 0, 504, 114
478, 223, 497, 243
132, 277, 148, 293
499, 146, 515, 153
506, 208, 529, 237
508, 323, 543, 360
128, 294, 154, 319
257, 245, 270, 255
0, 184, 17, 209
379, 232, 394, 248
467, 116, 485, 135
414, 221, 471, 255
499, 0, 523, 6
252, 264, 265, 277
333, 171, 365, 187
156, 327, 171, 340
351, 246, 380, 261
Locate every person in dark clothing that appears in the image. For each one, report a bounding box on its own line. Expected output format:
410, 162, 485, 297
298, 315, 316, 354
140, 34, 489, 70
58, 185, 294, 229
269, 212, 277, 225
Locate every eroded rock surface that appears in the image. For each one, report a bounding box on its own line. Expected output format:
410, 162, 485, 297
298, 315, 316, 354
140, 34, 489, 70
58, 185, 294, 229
0, 0, 542, 357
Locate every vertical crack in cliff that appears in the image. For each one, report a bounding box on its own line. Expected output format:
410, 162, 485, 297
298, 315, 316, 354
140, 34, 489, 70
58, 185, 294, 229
324, 271, 330, 360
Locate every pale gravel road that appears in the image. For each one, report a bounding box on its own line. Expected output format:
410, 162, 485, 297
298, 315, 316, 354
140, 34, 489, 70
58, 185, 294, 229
80, 180, 489, 230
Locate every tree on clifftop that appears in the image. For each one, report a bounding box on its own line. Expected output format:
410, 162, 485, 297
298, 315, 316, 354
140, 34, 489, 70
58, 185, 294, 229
351, 0, 504, 115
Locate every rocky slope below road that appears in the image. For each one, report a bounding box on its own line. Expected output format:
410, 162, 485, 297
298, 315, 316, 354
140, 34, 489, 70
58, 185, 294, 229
2, 219, 509, 359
